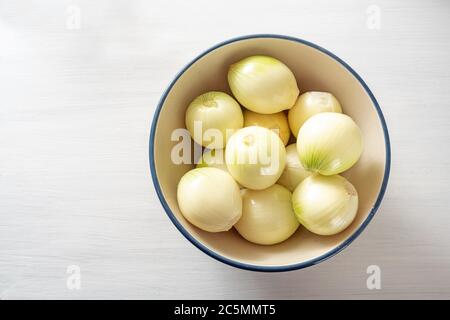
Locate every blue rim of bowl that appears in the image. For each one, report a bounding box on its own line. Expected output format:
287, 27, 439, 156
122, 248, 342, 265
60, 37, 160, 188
149, 34, 391, 272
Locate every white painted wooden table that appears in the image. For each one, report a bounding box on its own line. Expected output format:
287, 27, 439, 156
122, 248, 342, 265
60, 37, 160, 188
1, 0, 449, 299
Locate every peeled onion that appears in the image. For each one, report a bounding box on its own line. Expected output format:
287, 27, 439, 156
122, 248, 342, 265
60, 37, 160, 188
288, 91, 342, 137
292, 174, 358, 235
196, 148, 242, 188
185, 91, 243, 148
277, 144, 310, 192
235, 184, 299, 245
243, 109, 290, 145
228, 56, 299, 114
297, 113, 363, 175
196, 148, 227, 172
225, 126, 286, 190
177, 167, 242, 232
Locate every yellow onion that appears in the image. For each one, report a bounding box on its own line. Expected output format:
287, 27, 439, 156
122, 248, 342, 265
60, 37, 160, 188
228, 56, 299, 114
225, 126, 286, 190
297, 113, 363, 175
235, 184, 299, 245
177, 167, 242, 232
185, 91, 243, 148
277, 144, 310, 191
292, 174, 358, 236
288, 91, 342, 137
243, 109, 290, 145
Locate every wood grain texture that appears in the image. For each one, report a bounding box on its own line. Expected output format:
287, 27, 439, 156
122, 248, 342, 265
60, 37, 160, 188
0, 0, 449, 299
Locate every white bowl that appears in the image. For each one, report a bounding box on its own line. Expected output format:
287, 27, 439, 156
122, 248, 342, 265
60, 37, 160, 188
149, 35, 391, 272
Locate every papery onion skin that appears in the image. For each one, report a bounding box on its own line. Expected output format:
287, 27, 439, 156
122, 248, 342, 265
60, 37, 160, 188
277, 144, 310, 192
185, 91, 244, 148
243, 109, 290, 145
292, 174, 358, 236
288, 91, 342, 138
225, 126, 286, 190
235, 184, 299, 245
228, 56, 299, 114
297, 113, 363, 175
177, 167, 242, 232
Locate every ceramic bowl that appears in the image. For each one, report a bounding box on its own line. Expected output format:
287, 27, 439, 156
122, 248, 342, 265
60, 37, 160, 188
149, 34, 390, 272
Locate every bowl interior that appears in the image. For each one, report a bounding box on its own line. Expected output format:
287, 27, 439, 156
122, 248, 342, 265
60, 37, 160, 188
152, 37, 387, 269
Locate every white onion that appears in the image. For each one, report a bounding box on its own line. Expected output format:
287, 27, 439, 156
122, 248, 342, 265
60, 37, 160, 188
292, 174, 358, 235
225, 126, 286, 190
196, 148, 243, 188
185, 91, 243, 148
177, 167, 242, 232
297, 113, 363, 175
288, 91, 342, 138
277, 144, 310, 192
235, 184, 299, 245
196, 148, 228, 172
228, 56, 299, 114
243, 109, 290, 145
